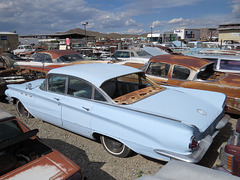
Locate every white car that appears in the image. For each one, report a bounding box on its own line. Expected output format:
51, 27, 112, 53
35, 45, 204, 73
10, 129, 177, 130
111, 49, 152, 63
13, 45, 33, 55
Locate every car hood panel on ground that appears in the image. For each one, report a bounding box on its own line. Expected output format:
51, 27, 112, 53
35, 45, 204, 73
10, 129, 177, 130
2, 151, 79, 180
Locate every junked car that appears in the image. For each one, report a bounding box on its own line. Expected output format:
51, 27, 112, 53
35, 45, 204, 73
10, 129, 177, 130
0, 53, 45, 96
142, 55, 240, 115
137, 160, 239, 180
0, 109, 82, 179
13, 45, 34, 55
191, 54, 240, 73
15, 50, 86, 68
5, 63, 230, 163
110, 49, 152, 64
216, 118, 240, 177
14, 50, 108, 74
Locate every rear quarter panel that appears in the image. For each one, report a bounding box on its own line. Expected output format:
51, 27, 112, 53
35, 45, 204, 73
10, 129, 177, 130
90, 101, 196, 160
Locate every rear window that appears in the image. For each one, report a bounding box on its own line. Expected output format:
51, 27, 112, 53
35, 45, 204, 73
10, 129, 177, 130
219, 59, 240, 71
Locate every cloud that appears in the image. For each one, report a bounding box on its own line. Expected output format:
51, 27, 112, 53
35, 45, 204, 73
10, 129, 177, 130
232, 0, 240, 18
168, 18, 184, 24
0, 0, 239, 35
127, 28, 145, 34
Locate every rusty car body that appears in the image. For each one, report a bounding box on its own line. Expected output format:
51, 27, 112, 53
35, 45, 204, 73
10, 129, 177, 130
191, 54, 240, 73
142, 55, 240, 115
0, 53, 45, 96
0, 109, 82, 179
14, 50, 108, 74
5, 63, 230, 163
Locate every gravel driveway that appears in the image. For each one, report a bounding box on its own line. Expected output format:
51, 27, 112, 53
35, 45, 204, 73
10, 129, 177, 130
0, 97, 237, 180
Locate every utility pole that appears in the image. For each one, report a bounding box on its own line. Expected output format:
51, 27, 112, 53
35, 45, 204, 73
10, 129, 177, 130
82, 22, 88, 46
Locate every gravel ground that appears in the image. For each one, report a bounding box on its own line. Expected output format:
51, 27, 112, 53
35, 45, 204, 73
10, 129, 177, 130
0, 97, 238, 180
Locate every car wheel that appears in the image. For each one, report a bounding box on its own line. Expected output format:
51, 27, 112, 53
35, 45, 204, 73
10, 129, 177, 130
100, 136, 132, 157
16, 100, 32, 118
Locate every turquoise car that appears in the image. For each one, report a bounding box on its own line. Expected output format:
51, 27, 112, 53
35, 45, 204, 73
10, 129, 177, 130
5, 63, 230, 163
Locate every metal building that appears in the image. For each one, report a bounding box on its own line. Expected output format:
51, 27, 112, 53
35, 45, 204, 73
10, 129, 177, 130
218, 24, 240, 43
0, 32, 19, 51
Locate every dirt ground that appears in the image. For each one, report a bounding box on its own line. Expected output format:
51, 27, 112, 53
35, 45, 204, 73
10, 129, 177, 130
0, 97, 238, 180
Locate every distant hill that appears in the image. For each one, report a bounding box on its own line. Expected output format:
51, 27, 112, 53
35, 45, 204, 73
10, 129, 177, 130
57, 28, 148, 39
57, 28, 218, 40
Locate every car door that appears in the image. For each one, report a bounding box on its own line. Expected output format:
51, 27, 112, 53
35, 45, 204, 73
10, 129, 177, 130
60, 76, 94, 138
145, 61, 170, 85
168, 65, 191, 86
33, 74, 67, 127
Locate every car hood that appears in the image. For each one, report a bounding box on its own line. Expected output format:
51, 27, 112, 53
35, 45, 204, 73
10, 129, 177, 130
1, 150, 80, 180
127, 86, 226, 132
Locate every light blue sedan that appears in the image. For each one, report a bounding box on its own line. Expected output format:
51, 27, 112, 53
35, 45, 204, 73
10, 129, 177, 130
5, 63, 230, 163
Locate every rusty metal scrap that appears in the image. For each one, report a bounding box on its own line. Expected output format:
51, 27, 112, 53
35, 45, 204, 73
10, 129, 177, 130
114, 86, 165, 105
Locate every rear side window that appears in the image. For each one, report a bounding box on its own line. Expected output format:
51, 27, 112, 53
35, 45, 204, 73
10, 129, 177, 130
57, 54, 84, 62
67, 77, 92, 99
172, 65, 190, 80
34, 53, 52, 62
146, 62, 170, 77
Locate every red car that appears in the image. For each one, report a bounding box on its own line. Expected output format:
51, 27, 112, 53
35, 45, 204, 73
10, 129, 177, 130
216, 118, 240, 177
0, 109, 82, 180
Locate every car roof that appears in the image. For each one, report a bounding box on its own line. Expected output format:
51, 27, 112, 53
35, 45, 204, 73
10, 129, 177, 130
192, 54, 240, 60
0, 110, 14, 121
150, 54, 212, 71
49, 63, 142, 87
38, 50, 81, 59
115, 49, 145, 52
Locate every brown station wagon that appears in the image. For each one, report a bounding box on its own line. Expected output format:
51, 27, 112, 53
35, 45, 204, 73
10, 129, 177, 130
143, 55, 240, 115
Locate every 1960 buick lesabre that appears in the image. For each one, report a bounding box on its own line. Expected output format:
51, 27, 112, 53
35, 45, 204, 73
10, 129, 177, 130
5, 63, 230, 163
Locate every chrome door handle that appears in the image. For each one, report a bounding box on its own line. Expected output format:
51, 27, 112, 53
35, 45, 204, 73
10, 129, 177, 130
82, 107, 90, 111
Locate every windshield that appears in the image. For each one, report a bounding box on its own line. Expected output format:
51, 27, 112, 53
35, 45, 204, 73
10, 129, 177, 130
57, 54, 85, 62
136, 51, 151, 57
0, 121, 23, 142
113, 51, 130, 58
25, 46, 33, 49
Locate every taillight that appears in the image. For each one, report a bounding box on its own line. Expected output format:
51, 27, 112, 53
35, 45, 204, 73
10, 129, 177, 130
224, 105, 229, 112
189, 136, 198, 150
223, 152, 234, 172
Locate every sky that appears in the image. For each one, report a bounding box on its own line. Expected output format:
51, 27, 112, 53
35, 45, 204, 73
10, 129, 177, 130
0, 0, 239, 36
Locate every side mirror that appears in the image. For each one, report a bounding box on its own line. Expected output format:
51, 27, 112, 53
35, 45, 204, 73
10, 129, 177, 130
26, 83, 32, 90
